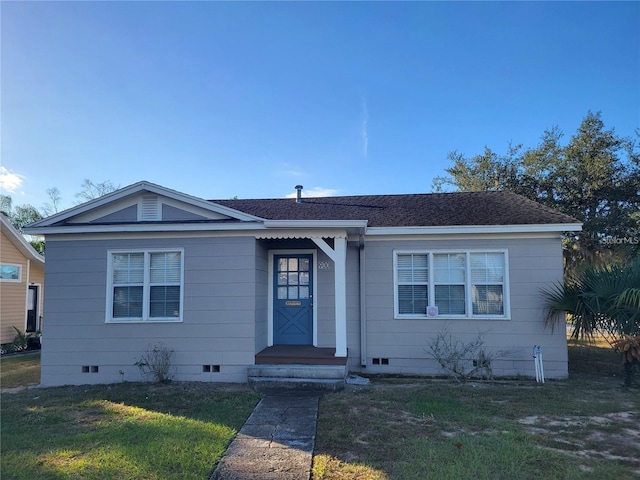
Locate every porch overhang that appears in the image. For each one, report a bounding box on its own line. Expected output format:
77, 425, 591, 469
258, 222, 366, 359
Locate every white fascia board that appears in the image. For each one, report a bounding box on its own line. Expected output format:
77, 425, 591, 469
26, 180, 264, 228
24, 221, 265, 235
264, 220, 368, 229
365, 223, 583, 236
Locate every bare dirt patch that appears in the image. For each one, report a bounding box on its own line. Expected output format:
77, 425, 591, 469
518, 411, 640, 469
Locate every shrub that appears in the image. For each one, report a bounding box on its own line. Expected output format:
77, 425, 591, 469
134, 343, 174, 383
427, 328, 512, 382
11, 327, 30, 352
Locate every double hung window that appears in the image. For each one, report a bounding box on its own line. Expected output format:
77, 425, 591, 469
107, 249, 183, 322
396, 254, 429, 315
394, 250, 508, 319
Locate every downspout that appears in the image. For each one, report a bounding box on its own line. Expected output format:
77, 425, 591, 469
359, 234, 367, 367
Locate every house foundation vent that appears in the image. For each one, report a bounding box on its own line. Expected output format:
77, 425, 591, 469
371, 358, 389, 365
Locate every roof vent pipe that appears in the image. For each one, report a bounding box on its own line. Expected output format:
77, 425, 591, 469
295, 185, 303, 203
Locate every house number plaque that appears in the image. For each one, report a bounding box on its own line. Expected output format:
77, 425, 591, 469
285, 301, 302, 306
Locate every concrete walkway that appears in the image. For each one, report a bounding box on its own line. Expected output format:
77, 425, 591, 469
210, 394, 320, 480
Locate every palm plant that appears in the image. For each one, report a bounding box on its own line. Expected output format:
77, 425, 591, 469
543, 257, 640, 347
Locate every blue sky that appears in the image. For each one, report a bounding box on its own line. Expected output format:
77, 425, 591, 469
2, 1, 638, 212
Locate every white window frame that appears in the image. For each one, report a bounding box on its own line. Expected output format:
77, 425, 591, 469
393, 249, 510, 320
0, 263, 22, 282
106, 248, 184, 323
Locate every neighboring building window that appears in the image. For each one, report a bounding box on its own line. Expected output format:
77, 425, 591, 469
107, 250, 183, 322
0, 264, 21, 282
394, 250, 508, 319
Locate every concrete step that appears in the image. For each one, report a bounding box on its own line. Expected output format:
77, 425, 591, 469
248, 364, 347, 380
248, 376, 345, 393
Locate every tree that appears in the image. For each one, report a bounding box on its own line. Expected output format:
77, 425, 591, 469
2, 179, 118, 257
0, 194, 11, 217
11, 205, 42, 231
433, 112, 640, 265
543, 257, 640, 344
1, 198, 44, 255
75, 179, 118, 203
41, 187, 62, 216
543, 258, 640, 386
433, 144, 522, 193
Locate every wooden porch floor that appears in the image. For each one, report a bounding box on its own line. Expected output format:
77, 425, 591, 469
255, 345, 348, 366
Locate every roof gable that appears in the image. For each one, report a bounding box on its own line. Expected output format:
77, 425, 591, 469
0, 214, 45, 265
26, 181, 262, 229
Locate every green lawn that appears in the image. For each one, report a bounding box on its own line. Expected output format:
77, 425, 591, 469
2, 345, 638, 480
0, 366, 260, 480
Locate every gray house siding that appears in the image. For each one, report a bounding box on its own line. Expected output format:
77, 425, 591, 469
41, 232, 567, 386
254, 241, 269, 353
357, 235, 567, 379
41, 235, 260, 386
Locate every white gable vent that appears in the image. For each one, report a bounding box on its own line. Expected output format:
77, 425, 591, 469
139, 195, 160, 221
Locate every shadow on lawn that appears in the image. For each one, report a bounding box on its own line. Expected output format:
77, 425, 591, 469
1, 382, 260, 480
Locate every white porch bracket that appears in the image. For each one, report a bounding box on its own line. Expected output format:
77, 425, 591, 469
311, 236, 348, 357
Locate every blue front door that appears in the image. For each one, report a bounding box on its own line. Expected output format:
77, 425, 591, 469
274, 254, 313, 345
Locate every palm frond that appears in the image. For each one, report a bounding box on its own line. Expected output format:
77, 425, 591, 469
542, 257, 640, 340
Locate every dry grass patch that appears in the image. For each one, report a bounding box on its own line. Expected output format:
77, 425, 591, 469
0, 352, 40, 389
314, 346, 639, 480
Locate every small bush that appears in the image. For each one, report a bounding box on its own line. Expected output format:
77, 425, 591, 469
11, 327, 30, 352
134, 343, 174, 383
427, 328, 512, 382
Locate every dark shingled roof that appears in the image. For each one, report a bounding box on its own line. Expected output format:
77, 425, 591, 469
212, 191, 579, 228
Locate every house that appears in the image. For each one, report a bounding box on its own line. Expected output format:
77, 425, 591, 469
25, 181, 581, 387
1, 214, 45, 346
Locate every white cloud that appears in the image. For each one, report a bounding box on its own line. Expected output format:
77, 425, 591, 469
361, 95, 369, 159
0, 167, 24, 193
285, 186, 339, 199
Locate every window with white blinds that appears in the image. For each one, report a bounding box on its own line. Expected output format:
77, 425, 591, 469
471, 253, 505, 315
396, 254, 429, 315
433, 253, 466, 315
394, 250, 508, 319
107, 249, 183, 322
